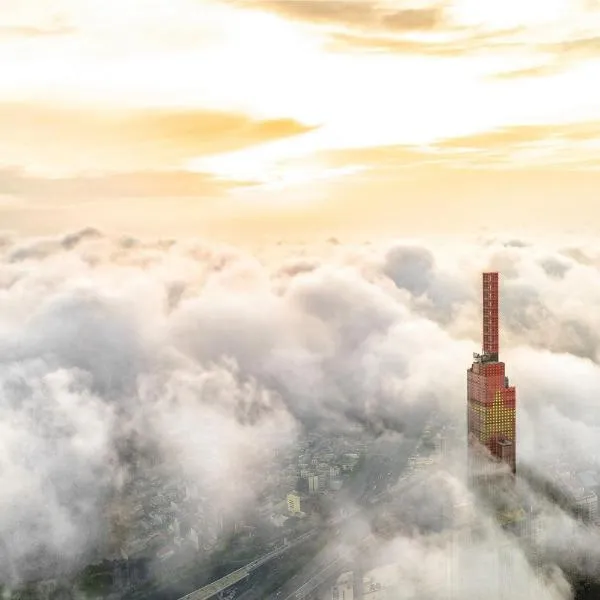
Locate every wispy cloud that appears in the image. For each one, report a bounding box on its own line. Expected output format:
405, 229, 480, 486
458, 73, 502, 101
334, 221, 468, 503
231, 0, 534, 59
0, 103, 316, 175
490, 33, 600, 80
490, 63, 563, 80
319, 120, 600, 172
0, 168, 249, 202
328, 26, 525, 56
123, 109, 316, 155
321, 144, 446, 171
0, 24, 75, 38
435, 121, 600, 154
546, 34, 600, 57
239, 0, 600, 81
232, 0, 446, 32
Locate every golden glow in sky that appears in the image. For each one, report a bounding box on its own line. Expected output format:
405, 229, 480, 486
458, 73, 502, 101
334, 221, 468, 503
2, 0, 600, 238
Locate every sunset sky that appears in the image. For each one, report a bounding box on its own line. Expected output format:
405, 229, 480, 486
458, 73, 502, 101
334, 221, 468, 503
2, 0, 600, 240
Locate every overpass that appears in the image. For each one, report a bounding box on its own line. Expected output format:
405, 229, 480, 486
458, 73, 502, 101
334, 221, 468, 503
178, 529, 318, 600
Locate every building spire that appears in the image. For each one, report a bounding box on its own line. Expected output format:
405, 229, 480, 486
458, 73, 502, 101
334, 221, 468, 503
482, 272, 499, 361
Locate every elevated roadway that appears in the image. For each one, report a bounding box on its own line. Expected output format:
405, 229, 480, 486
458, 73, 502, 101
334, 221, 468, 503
177, 530, 318, 600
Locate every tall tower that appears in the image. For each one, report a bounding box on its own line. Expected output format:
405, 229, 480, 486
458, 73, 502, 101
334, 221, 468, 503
467, 273, 516, 480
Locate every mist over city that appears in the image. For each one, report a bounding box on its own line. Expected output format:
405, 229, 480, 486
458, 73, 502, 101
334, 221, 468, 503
1, 230, 600, 599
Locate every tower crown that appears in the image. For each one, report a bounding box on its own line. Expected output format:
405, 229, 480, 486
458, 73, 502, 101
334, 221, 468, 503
482, 272, 499, 362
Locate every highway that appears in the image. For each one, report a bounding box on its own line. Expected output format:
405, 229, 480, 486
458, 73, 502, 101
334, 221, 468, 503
176, 508, 369, 600
277, 539, 371, 600
177, 530, 318, 600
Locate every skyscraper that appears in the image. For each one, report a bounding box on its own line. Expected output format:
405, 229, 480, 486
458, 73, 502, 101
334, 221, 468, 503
467, 273, 516, 481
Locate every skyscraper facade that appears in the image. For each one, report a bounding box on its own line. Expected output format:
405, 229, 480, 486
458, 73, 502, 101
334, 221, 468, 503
467, 273, 517, 479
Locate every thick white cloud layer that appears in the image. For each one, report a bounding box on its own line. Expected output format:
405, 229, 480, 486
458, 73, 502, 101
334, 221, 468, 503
2, 230, 600, 596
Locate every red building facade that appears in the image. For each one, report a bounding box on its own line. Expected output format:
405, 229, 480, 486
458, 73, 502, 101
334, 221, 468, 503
467, 273, 516, 477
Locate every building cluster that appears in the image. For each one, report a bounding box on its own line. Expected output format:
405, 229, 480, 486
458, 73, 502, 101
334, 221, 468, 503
321, 569, 386, 600
323, 561, 419, 600
547, 465, 599, 524
283, 433, 365, 518
109, 469, 222, 565
98, 459, 241, 596
50, 429, 368, 598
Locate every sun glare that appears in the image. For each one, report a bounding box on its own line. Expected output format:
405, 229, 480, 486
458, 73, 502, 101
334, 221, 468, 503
189, 132, 366, 195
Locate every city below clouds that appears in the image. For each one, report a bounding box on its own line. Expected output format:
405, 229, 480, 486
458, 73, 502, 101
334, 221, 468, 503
2, 229, 600, 597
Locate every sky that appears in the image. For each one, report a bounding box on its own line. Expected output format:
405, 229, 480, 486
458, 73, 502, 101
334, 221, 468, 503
3, 230, 600, 598
2, 0, 600, 240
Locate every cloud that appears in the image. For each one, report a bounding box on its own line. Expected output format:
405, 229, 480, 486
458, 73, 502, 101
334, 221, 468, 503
0, 10, 74, 39
437, 122, 600, 150
0, 364, 117, 580
0, 103, 315, 174
123, 109, 315, 155
490, 34, 600, 80
320, 144, 452, 173
317, 122, 600, 173
234, 0, 445, 32
3, 231, 600, 597
278, 0, 597, 68
490, 63, 564, 80
328, 26, 524, 56
383, 245, 435, 296
545, 35, 600, 58
237, 0, 537, 61
437, 125, 558, 149
0, 167, 247, 202
0, 24, 75, 38
8, 114, 600, 209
